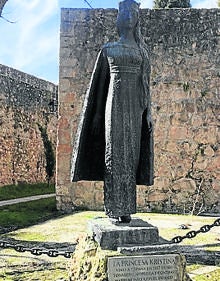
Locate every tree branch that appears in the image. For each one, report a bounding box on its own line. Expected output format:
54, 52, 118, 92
83, 0, 93, 9
0, 0, 8, 17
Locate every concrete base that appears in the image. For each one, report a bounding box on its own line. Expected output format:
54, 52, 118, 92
89, 217, 160, 250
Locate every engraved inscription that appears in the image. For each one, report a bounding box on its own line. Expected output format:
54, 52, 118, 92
108, 254, 183, 281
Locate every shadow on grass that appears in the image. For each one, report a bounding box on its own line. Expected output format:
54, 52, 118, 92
0, 197, 62, 234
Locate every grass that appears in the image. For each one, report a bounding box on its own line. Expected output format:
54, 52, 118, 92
1, 262, 69, 281
0, 203, 219, 280
0, 184, 220, 281
137, 213, 220, 247
194, 270, 220, 281
0, 197, 59, 230
0, 183, 55, 201
0, 260, 69, 281
187, 267, 220, 281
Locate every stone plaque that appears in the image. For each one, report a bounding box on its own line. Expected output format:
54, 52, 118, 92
108, 254, 185, 281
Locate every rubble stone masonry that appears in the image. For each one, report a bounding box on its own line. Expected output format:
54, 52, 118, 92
0, 64, 58, 186
57, 8, 219, 214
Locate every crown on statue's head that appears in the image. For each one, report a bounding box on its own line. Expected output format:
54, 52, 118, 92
119, 0, 140, 12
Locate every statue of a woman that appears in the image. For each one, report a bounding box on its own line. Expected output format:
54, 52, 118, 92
71, 0, 154, 223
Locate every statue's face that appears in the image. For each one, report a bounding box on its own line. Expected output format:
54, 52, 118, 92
117, 7, 138, 32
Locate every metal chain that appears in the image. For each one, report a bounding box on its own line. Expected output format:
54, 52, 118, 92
170, 217, 220, 244
1, 218, 219, 257
0, 241, 76, 259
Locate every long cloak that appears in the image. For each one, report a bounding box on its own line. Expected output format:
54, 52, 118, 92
71, 46, 154, 187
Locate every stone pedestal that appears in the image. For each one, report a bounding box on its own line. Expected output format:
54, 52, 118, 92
89, 217, 160, 250
69, 218, 190, 280
69, 234, 188, 281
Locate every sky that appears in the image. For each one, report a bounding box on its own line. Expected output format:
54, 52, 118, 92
0, 0, 218, 84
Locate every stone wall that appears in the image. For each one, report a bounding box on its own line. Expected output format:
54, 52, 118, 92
57, 8, 220, 214
0, 64, 58, 186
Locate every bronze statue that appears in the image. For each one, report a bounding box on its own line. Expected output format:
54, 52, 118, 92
71, 0, 154, 223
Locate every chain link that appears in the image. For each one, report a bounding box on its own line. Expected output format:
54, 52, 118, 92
1, 218, 219, 256
171, 218, 220, 244
0, 240, 76, 259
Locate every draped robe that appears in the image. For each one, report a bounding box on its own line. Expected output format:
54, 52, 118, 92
71, 42, 154, 217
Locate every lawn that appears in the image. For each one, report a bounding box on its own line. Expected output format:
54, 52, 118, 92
0, 197, 59, 231
0, 194, 219, 281
0, 210, 219, 280
0, 183, 55, 201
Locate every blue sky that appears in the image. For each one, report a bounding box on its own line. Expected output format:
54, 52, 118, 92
0, 0, 218, 84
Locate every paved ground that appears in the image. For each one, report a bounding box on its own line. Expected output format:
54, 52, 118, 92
0, 193, 56, 207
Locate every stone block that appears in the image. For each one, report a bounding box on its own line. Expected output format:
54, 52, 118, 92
56, 185, 69, 197
59, 78, 71, 92
89, 217, 159, 250
57, 129, 71, 144
147, 190, 168, 202
154, 177, 170, 190
57, 144, 72, 155
58, 116, 70, 130
94, 190, 104, 207
169, 126, 188, 140
194, 126, 217, 144
171, 178, 196, 192
204, 145, 215, 157
136, 185, 148, 207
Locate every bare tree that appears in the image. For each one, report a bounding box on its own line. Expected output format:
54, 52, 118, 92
83, 0, 93, 8
0, 0, 8, 17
